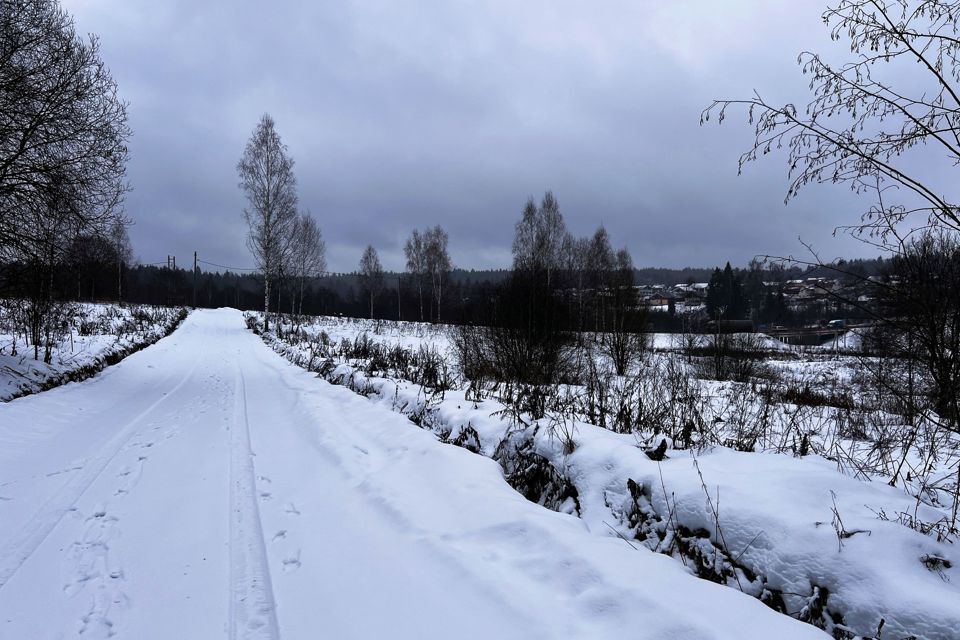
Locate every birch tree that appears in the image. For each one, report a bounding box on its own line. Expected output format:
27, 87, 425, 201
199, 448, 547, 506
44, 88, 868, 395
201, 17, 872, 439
237, 113, 298, 331
404, 229, 427, 321
289, 211, 326, 315
512, 191, 567, 286
424, 225, 451, 322
359, 245, 383, 320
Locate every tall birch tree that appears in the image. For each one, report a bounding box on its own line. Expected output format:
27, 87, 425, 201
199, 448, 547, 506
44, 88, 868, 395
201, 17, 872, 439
237, 113, 298, 331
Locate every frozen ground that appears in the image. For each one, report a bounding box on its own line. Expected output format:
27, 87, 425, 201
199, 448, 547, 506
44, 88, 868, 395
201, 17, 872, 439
0, 309, 827, 639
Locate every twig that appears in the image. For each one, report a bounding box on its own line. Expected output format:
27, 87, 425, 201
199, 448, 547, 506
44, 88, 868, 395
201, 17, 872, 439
603, 521, 638, 550
734, 530, 764, 564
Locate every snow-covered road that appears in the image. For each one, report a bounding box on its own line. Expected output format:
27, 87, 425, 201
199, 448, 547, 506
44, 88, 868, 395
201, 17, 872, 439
0, 309, 824, 639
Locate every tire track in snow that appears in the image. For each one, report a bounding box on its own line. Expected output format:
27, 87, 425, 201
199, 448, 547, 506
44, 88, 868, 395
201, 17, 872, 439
229, 365, 280, 640
0, 355, 202, 593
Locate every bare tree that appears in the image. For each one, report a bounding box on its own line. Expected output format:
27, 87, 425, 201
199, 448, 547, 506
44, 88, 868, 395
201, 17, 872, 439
587, 226, 614, 330
512, 191, 567, 286
109, 216, 132, 302
703, 0, 960, 248
879, 231, 960, 429
359, 245, 384, 319
424, 225, 451, 322
22, 172, 77, 360
0, 0, 130, 264
601, 247, 646, 375
512, 197, 540, 272
538, 191, 565, 287
404, 229, 427, 321
288, 211, 326, 316
564, 232, 591, 330
237, 113, 298, 331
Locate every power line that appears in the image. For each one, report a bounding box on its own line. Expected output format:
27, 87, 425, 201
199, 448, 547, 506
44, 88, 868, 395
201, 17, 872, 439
164, 256, 397, 280
198, 259, 350, 278
197, 259, 258, 272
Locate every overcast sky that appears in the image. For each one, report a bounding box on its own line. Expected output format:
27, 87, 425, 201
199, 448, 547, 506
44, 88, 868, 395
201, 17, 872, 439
62, 0, 878, 273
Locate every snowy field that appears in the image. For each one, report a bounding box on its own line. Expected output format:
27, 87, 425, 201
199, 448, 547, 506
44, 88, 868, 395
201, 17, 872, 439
0, 309, 834, 639
0, 303, 187, 402
258, 313, 960, 640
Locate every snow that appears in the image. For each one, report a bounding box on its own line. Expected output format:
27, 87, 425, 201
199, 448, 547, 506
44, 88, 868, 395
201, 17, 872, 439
0, 309, 825, 639
261, 313, 960, 640
0, 303, 186, 402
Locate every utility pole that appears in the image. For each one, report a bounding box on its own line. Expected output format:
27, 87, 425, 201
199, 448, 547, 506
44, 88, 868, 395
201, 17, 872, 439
193, 251, 198, 308
166, 255, 173, 306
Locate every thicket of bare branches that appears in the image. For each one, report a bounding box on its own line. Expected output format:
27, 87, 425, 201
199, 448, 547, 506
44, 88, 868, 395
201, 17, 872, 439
703, 0, 960, 247
1, 0, 131, 263
1, 0, 131, 361
870, 231, 960, 430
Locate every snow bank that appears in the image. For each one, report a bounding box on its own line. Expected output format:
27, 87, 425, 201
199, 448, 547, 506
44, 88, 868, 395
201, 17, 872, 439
0, 303, 188, 402
260, 317, 960, 640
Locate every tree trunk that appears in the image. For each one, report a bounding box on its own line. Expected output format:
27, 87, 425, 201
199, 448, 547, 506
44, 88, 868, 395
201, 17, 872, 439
298, 276, 305, 316
264, 277, 271, 331
276, 280, 282, 336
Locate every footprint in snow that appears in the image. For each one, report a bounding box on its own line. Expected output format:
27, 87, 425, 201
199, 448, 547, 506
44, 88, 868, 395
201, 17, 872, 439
283, 503, 300, 516
272, 530, 287, 542
259, 491, 272, 501
282, 550, 301, 572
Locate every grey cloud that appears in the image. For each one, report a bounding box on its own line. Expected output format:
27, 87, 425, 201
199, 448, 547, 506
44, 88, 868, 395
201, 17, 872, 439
63, 0, 885, 272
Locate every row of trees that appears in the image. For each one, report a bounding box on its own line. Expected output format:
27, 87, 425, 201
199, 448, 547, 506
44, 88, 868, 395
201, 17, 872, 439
404, 226, 451, 322
454, 191, 647, 406
237, 114, 326, 331
0, 0, 132, 360
354, 225, 455, 323
511, 191, 639, 335
238, 113, 457, 326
